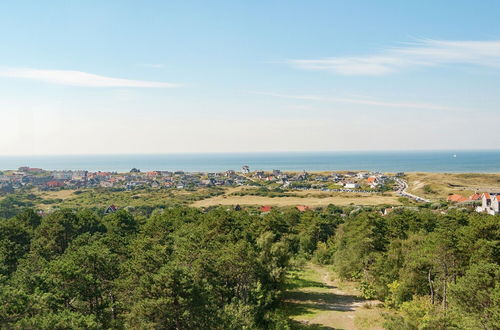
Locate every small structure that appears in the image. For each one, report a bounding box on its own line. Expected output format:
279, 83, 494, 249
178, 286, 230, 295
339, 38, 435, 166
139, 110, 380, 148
357, 172, 369, 179
296, 205, 310, 212
104, 205, 118, 214
46, 180, 64, 188
260, 205, 272, 213
447, 194, 468, 203
242, 165, 250, 174
492, 195, 500, 214
469, 193, 482, 201
382, 207, 395, 216
344, 182, 360, 189
476, 193, 500, 215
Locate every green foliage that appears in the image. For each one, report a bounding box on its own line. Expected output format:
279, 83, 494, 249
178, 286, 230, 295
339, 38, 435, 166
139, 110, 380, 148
0, 202, 498, 328
449, 262, 500, 329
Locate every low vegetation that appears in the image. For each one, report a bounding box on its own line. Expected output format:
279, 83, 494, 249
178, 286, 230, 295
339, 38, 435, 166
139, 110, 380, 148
406, 172, 500, 200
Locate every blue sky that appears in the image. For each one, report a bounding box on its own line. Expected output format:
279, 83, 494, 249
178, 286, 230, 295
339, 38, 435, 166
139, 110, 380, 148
1, 0, 500, 154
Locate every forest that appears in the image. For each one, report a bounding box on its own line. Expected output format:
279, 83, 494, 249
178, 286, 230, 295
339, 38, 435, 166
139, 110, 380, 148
0, 202, 498, 329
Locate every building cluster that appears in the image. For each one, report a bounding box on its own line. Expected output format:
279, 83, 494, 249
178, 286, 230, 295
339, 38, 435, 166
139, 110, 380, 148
247, 167, 397, 191
447, 192, 500, 215
0, 167, 250, 192
0, 165, 399, 194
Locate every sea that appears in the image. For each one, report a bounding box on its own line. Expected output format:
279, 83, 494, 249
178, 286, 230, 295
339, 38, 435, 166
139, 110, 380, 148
1, 150, 500, 173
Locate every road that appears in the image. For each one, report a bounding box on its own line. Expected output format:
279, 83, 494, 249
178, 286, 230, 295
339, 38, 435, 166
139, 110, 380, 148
395, 178, 431, 203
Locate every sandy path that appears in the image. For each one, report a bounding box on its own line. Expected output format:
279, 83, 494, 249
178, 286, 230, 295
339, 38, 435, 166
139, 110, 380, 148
286, 264, 382, 330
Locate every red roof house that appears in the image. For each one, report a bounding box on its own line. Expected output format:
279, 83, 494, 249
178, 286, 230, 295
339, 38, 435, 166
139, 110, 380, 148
296, 205, 310, 212
469, 193, 482, 201
447, 194, 468, 203
260, 205, 272, 212
46, 180, 64, 188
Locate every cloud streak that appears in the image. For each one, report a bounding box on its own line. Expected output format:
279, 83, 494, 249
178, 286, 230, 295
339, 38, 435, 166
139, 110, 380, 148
252, 91, 457, 111
0, 68, 182, 87
289, 39, 500, 75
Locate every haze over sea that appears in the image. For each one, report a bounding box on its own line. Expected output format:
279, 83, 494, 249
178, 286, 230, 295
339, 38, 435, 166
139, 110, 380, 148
1, 150, 500, 173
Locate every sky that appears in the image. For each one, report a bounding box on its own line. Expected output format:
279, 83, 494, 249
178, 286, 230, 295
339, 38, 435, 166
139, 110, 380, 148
1, 0, 500, 155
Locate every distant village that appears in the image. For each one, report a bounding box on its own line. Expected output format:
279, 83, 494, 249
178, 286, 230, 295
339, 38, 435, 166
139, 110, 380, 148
0, 165, 402, 193
1, 165, 498, 215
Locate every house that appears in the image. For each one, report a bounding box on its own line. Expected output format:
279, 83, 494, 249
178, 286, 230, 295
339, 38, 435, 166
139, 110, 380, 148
382, 207, 395, 216
447, 194, 468, 203
146, 171, 161, 177
476, 193, 500, 215
100, 181, 113, 188
104, 205, 118, 214
367, 176, 380, 188
482, 193, 492, 209
242, 165, 250, 174
344, 182, 360, 189
492, 195, 500, 214
296, 205, 310, 212
255, 171, 265, 179
469, 193, 482, 201
72, 170, 88, 181
46, 180, 64, 188
260, 205, 272, 213
53, 171, 73, 180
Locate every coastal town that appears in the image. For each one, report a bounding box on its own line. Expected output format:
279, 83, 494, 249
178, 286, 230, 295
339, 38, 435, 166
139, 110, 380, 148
1, 165, 499, 215
0, 165, 404, 192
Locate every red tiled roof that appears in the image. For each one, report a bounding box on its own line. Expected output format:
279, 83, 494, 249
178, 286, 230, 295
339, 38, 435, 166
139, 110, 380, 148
260, 205, 272, 212
96, 172, 111, 176
296, 205, 310, 212
447, 194, 468, 203
469, 193, 481, 200
147, 171, 160, 176
483, 192, 492, 200
367, 177, 376, 183
46, 180, 63, 187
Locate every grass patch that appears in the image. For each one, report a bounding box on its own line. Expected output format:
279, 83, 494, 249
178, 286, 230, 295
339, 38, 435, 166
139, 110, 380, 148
406, 172, 500, 200
280, 263, 385, 330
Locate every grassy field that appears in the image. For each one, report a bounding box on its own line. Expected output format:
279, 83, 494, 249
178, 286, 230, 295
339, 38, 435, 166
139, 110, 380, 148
33, 187, 225, 210
406, 172, 500, 200
282, 263, 385, 329
28, 171, 500, 210
28, 185, 402, 210
191, 192, 402, 208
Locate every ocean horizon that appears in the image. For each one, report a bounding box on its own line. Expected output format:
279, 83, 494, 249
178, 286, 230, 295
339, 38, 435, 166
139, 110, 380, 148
1, 150, 500, 173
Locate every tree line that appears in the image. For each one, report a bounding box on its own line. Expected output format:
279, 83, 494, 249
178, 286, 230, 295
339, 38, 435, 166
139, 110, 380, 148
0, 203, 498, 329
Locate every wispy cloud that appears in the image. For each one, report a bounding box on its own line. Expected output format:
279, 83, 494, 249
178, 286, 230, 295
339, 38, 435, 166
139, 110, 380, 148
289, 39, 500, 75
252, 91, 457, 111
0, 68, 182, 87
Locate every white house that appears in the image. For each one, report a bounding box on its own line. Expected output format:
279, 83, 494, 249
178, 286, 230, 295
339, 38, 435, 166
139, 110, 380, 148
476, 192, 500, 215
344, 182, 360, 189
492, 195, 500, 215
356, 172, 369, 179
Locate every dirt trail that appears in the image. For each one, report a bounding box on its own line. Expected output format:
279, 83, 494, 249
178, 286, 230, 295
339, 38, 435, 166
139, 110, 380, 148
285, 264, 382, 330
